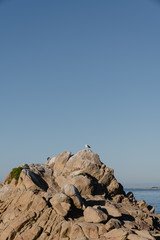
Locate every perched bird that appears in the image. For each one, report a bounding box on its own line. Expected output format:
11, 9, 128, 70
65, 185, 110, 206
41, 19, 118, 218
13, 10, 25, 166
85, 144, 91, 149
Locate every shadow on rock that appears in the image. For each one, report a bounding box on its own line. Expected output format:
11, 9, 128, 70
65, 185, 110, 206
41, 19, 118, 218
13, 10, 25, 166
28, 171, 49, 191
86, 199, 106, 207
65, 204, 84, 220
120, 213, 135, 222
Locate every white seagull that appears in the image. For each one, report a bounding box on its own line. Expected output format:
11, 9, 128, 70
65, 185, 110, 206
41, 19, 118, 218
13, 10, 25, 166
85, 144, 91, 149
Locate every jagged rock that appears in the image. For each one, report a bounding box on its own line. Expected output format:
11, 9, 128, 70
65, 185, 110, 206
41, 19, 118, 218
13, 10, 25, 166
147, 205, 155, 213
52, 151, 72, 176
17, 169, 45, 191
60, 221, 72, 239
21, 163, 30, 169
63, 184, 84, 209
70, 224, 86, 240
84, 206, 108, 223
68, 172, 97, 195
127, 191, 136, 203
104, 201, 122, 217
107, 178, 123, 197
97, 223, 108, 235
123, 220, 137, 230
127, 233, 148, 239
79, 222, 99, 239
104, 228, 128, 239
133, 230, 156, 240
112, 194, 125, 203
138, 200, 148, 209
105, 218, 122, 231
63, 150, 102, 177
53, 150, 122, 197
50, 193, 71, 216
99, 167, 114, 186
15, 225, 42, 240
0, 149, 159, 240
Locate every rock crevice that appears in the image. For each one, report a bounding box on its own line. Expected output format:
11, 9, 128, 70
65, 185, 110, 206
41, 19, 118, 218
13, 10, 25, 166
0, 149, 159, 239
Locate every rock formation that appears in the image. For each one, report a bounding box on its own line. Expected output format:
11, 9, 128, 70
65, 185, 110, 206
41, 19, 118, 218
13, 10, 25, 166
0, 149, 160, 239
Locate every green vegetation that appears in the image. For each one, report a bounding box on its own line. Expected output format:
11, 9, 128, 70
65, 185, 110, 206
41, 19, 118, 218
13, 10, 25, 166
77, 172, 86, 176
10, 166, 22, 182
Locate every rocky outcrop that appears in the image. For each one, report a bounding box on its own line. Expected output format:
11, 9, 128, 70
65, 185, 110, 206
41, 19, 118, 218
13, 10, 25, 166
84, 207, 108, 223
0, 149, 160, 239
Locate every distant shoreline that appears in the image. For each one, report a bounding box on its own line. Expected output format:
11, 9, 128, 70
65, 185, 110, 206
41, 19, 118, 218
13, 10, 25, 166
125, 187, 160, 190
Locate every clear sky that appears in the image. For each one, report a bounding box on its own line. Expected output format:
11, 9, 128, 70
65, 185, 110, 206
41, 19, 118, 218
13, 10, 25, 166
0, 0, 160, 187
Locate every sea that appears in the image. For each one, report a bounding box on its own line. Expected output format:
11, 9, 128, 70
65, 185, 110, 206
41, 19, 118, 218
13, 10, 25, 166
125, 188, 160, 214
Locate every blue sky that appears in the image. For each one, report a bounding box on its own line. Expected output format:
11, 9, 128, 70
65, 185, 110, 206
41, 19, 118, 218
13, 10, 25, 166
0, 0, 160, 187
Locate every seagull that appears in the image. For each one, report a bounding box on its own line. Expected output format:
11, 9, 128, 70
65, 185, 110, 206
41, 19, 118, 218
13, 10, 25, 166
85, 144, 91, 149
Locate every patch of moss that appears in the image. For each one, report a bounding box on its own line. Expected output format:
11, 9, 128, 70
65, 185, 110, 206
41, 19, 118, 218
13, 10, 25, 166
76, 172, 86, 176
10, 166, 22, 181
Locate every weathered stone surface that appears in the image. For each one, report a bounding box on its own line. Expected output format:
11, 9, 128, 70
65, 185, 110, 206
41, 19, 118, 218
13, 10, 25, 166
84, 206, 108, 223
0, 212, 36, 240
133, 230, 155, 240
50, 193, 71, 216
68, 173, 95, 195
0, 149, 159, 240
105, 218, 122, 231
60, 221, 72, 239
112, 194, 124, 203
107, 178, 123, 196
104, 202, 122, 217
97, 224, 108, 235
63, 184, 84, 209
127, 234, 148, 240
52, 151, 71, 176
104, 228, 128, 239
147, 205, 155, 213
15, 225, 42, 240
80, 222, 99, 239
0, 184, 16, 201
99, 167, 114, 186
70, 224, 85, 240
138, 200, 148, 209
127, 191, 136, 203
17, 169, 37, 190
123, 220, 137, 230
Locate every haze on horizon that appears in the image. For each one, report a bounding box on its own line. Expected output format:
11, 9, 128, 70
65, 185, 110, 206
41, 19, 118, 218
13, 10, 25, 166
0, 0, 160, 188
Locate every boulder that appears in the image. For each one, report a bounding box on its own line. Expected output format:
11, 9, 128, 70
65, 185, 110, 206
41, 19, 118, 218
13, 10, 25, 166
70, 224, 86, 240
68, 173, 97, 195
133, 230, 155, 240
104, 228, 128, 240
123, 220, 137, 230
50, 193, 71, 217
63, 184, 84, 209
127, 234, 148, 239
63, 150, 102, 178
84, 206, 108, 223
138, 200, 148, 209
99, 167, 114, 186
17, 169, 48, 191
105, 218, 122, 231
127, 191, 136, 203
60, 221, 72, 239
107, 178, 123, 197
52, 151, 71, 176
0, 149, 160, 240
104, 202, 122, 217
80, 222, 99, 239
15, 225, 42, 240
